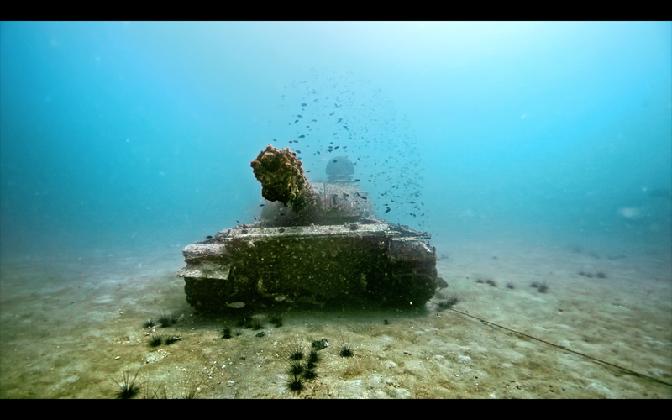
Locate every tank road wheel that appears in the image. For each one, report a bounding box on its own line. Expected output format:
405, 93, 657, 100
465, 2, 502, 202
381, 262, 438, 307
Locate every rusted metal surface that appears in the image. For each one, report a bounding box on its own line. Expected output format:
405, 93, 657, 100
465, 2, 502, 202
177, 221, 437, 312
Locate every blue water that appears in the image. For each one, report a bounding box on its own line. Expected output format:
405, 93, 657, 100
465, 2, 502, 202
1, 21, 670, 260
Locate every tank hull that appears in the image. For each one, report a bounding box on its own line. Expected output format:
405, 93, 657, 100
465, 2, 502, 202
177, 222, 437, 312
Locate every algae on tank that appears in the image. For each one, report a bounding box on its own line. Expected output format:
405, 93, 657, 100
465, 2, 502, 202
178, 145, 439, 312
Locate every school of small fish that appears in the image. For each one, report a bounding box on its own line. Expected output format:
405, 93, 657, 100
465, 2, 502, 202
270, 72, 427, 229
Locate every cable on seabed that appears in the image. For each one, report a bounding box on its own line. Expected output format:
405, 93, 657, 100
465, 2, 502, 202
447, 307, 672, 388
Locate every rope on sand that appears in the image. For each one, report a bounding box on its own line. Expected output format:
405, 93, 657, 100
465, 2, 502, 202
447, 307, 672, 388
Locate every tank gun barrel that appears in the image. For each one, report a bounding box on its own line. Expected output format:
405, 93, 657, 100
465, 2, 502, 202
250, 145, 317, 211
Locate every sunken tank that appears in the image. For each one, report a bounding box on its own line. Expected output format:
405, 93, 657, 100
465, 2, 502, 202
177, 145, 438, 312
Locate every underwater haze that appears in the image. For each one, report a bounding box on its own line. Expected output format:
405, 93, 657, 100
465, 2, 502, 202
2, 21, 670, 257
1, 21, 671, 399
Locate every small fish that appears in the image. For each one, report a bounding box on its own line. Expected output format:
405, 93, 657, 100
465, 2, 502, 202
299, 135, 305, 138
385, 208, 391, 213
297, 114, 302, 118
259, 204, 265, 207
334, 146, 340, 150
296, 150, 301, 154
332, 159, 338, 163
301, 102, 307, 107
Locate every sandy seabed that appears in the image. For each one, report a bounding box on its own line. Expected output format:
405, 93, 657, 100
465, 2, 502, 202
1, 235, 670, 399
